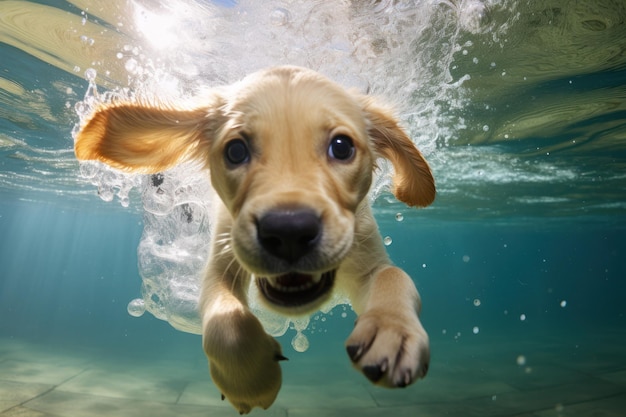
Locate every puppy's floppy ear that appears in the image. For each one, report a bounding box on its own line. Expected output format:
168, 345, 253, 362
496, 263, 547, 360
360, 96, 435, 207
75, 98, 220, 173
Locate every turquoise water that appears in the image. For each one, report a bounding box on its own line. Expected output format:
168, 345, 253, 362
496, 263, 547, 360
2, 200, 624, 347
1, 1, 626, 416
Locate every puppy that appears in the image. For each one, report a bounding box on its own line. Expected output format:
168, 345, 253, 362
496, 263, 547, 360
75, 66, 435, 414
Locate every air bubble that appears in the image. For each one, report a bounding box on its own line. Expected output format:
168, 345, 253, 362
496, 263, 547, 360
98, 185, 114, 202
84, 68, 97, 82
383, 236, 392, 246
473, 298, 481, 307
269, 7, 291, 26
520, 314, 526, 321
463, 255, 470, 262
560, 300, 567, 308
80, 35, 95, 46
516, 355, 526, 366
125, 58, 138, 73
127, 298, 146, 317
395, 213, 404, 222
78, 162, 98, 179
74, 102, 86, 115
291, 331, 310, 352
472, 326, 479, 334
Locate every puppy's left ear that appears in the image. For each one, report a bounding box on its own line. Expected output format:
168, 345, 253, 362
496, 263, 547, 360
75, 97, 222, 173
360, 96, 435, 207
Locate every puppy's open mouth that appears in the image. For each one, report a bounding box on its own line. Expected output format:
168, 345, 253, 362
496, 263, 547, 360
257, 270, 336, 308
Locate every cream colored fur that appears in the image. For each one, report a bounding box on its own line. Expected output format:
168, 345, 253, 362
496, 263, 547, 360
75, 66, 435, 414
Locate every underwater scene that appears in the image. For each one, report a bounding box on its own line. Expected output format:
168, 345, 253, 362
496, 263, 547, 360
1, 0, 625, 416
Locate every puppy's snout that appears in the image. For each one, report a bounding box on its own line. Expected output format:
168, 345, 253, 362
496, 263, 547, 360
257, 209, 321, 263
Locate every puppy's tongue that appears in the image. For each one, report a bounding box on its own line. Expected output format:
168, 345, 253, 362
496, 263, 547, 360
276, 273, 315, 287
257, 270, 335, 308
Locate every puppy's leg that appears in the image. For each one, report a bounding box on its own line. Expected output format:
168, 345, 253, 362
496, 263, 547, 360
345, 265, 430, 388
200, 213, 286, 414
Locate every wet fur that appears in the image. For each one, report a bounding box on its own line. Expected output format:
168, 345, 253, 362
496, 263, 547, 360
75, 66, 435, 414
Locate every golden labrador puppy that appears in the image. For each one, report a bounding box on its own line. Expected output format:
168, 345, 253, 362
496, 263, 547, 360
75, 66, 435, 414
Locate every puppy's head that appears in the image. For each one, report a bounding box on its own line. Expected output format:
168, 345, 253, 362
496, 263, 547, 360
75, 66, 435, 314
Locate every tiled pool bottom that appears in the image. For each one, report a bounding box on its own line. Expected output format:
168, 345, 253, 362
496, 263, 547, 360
1, 328, 625, 417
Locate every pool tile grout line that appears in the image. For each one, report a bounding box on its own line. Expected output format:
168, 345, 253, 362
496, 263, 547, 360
0, 367, 90, 416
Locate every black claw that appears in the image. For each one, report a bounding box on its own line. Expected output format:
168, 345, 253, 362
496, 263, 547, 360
346, 344, 363, 362
362, 364, 384, 383
275, 353, 289, 362
221, 393, 225, 401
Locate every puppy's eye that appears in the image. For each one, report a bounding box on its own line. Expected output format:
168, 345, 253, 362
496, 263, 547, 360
328, 135, 355, 161
224, 139, 250, 166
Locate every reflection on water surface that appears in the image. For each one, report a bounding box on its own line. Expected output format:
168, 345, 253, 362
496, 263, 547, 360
0, 0, 624, 222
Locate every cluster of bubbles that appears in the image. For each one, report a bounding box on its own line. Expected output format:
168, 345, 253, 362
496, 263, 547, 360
73, 0, 496, 351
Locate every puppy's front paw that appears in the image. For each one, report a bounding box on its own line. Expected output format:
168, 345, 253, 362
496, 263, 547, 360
345, 309, 429, 388
204, 311, 287, 414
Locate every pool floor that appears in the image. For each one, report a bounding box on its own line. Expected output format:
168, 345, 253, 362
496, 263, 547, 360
1, 327, 625, 417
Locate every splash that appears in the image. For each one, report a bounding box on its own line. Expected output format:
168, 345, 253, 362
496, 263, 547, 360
73, 0, 500, 350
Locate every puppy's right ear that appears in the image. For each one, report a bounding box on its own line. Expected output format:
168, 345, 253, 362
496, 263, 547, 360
75, 99, 220, 173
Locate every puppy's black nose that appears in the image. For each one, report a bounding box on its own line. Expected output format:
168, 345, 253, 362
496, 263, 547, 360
257, 209, 321, 263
